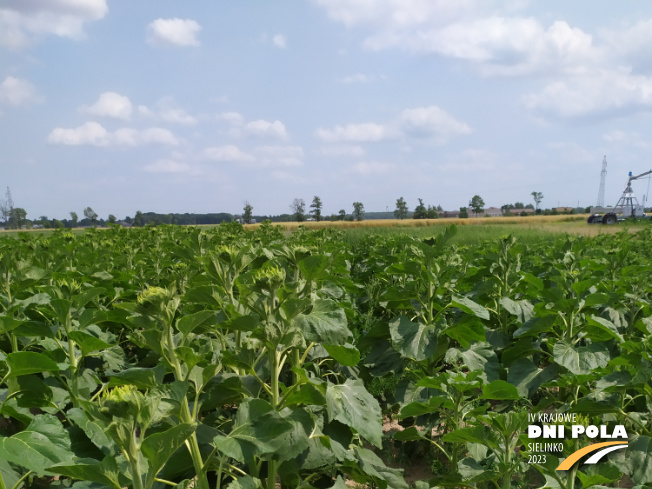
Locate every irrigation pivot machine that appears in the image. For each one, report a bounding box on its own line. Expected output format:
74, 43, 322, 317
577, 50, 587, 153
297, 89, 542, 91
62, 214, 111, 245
588, 169, 652, 224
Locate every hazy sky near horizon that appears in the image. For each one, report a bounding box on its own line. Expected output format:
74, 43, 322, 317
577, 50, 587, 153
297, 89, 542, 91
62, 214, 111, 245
3, 0, 652, 220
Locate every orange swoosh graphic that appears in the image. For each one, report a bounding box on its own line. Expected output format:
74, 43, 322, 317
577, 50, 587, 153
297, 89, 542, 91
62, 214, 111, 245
556, 441, 628, 470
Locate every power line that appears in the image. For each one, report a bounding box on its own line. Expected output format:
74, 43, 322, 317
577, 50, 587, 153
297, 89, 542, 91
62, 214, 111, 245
597, 155, 607, 207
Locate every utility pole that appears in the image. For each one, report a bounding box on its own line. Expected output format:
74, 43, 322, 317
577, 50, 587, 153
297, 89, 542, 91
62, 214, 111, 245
597, 155, 607, 207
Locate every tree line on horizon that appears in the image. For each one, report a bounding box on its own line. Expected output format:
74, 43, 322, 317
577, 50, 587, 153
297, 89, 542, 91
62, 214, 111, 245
2, 188, 589, 230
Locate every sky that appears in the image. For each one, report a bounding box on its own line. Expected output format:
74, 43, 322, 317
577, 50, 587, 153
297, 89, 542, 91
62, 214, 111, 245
3, 0, 652, 220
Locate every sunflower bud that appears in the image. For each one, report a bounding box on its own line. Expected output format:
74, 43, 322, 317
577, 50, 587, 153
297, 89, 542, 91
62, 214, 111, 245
100, 385, 143, 419
137, 286, 169, 306
254, 265, 286, 289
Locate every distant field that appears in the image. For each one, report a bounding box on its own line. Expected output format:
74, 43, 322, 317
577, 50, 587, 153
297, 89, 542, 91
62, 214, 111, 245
244, 214, 589, 231
243, 214, 652, 246
4, 214, 650, 242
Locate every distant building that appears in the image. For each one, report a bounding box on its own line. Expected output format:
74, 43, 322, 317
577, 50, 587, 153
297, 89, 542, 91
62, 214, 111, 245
235, 215, 256, 224
504, 208, 535, 216
484, 207, 502, 217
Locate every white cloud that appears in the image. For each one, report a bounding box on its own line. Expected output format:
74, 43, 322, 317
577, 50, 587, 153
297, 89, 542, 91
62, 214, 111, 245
218, 111, 245, 125
48, 121, 109, 146
400, 106, 472, 142
48, 122, 179, 146
316, 122, 392, 142
147, 18, 201, 47
143, 159, 191, 173
318, 106, 470, 144
0, 76, 41, 105
201, 144, 303, 168
522, 69, 652, 119
312, 0, 473, 29
157, 108, 196, 125
272, 34, 287, 49
0, 0, 108, 49
81, 93, 197, 125
220, 113, 289, 139
202, 145, 254, 163
270, 170, 308, 184
313, 0, 652, 112
113, 128, 139, 146
241, 119, 288, 139
140, 128, 179, 145
138, 99, 197, 125
365, 17, 596, 77
315, 1, 599, 77
112, 127, 179, 146
347, 161, 396, 175
254, 146, 304, 167
601, 19, 652, 65
83, 92, 133, 120
320, 145, 366, 157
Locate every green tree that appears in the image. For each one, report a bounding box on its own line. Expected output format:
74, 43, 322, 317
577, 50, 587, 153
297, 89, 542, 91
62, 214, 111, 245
338, 209, 346, 220
469, 195, 485, 217
84, 206, 98, 225
413, 198, 428, 219
531, 191, 544, 213
394, 197, 408, 219
70, 211, 78, 228
426, 205, 439, 219
459, 206, 469, 219
133, 210, 144, 227
9, 207, 27, 228
39, 215, 51, 228
243, 201, 253, 224
352, 202, 365, 221
290, 198, 305, 222
309, 196, 323, 221
108, 214, 117, 224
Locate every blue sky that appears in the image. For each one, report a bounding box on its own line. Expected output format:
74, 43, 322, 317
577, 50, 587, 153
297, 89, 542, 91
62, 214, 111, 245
2, 0, 652, 220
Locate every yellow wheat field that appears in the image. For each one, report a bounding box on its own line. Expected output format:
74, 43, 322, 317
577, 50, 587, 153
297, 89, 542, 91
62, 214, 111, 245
244, 214, 589, 231
244, 215, 652, 238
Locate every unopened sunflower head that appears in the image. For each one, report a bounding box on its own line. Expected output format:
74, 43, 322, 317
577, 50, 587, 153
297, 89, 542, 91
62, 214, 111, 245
57, 278, 82, 295
216, 245, 237, 263
100, 385, 144, 419
292, 246, 310, 261
137, 286, 169, 305
254, 265, 286, 289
